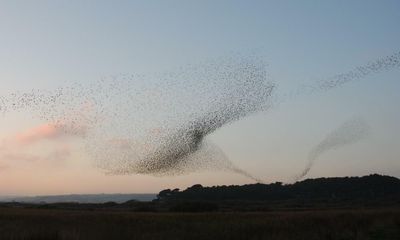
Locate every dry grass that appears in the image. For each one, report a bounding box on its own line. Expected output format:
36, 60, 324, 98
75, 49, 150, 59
0, 207, 399, 240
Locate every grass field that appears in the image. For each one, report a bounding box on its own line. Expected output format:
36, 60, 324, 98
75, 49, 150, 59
0, 207, 399, 240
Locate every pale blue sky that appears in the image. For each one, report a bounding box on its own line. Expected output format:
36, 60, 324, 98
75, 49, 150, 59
0, 0, 399, 194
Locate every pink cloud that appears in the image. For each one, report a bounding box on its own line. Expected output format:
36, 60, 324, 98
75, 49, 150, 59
12, 122, 87, 146
0, 122, 80, 166
14, 124, 64, 145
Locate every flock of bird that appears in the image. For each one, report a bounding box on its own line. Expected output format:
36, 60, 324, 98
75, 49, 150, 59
0, 51, 399, 182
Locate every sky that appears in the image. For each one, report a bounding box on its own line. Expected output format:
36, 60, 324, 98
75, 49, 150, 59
0, 0, 399, 195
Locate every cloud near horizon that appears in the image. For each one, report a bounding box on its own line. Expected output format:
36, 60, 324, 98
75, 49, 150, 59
0, 123, 85, 168
14, 124, 66, 145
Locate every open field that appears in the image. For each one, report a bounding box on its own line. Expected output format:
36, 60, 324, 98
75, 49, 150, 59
0, 207, 399, 240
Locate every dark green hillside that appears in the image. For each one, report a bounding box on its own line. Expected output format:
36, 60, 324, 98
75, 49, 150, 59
157, 174, 400, 205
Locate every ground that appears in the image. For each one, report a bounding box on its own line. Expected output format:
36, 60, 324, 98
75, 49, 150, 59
0, 207, 399, 240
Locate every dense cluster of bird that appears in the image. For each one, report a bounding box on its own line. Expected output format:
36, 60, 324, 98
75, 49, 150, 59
0, 51, 399, 182
84, 55, 273, 181
1, 55, 272, 181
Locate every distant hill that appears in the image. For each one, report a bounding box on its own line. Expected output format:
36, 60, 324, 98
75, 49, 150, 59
0, 174, 399, 212
157, 174, 400, 205
0, 193, 156, 204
